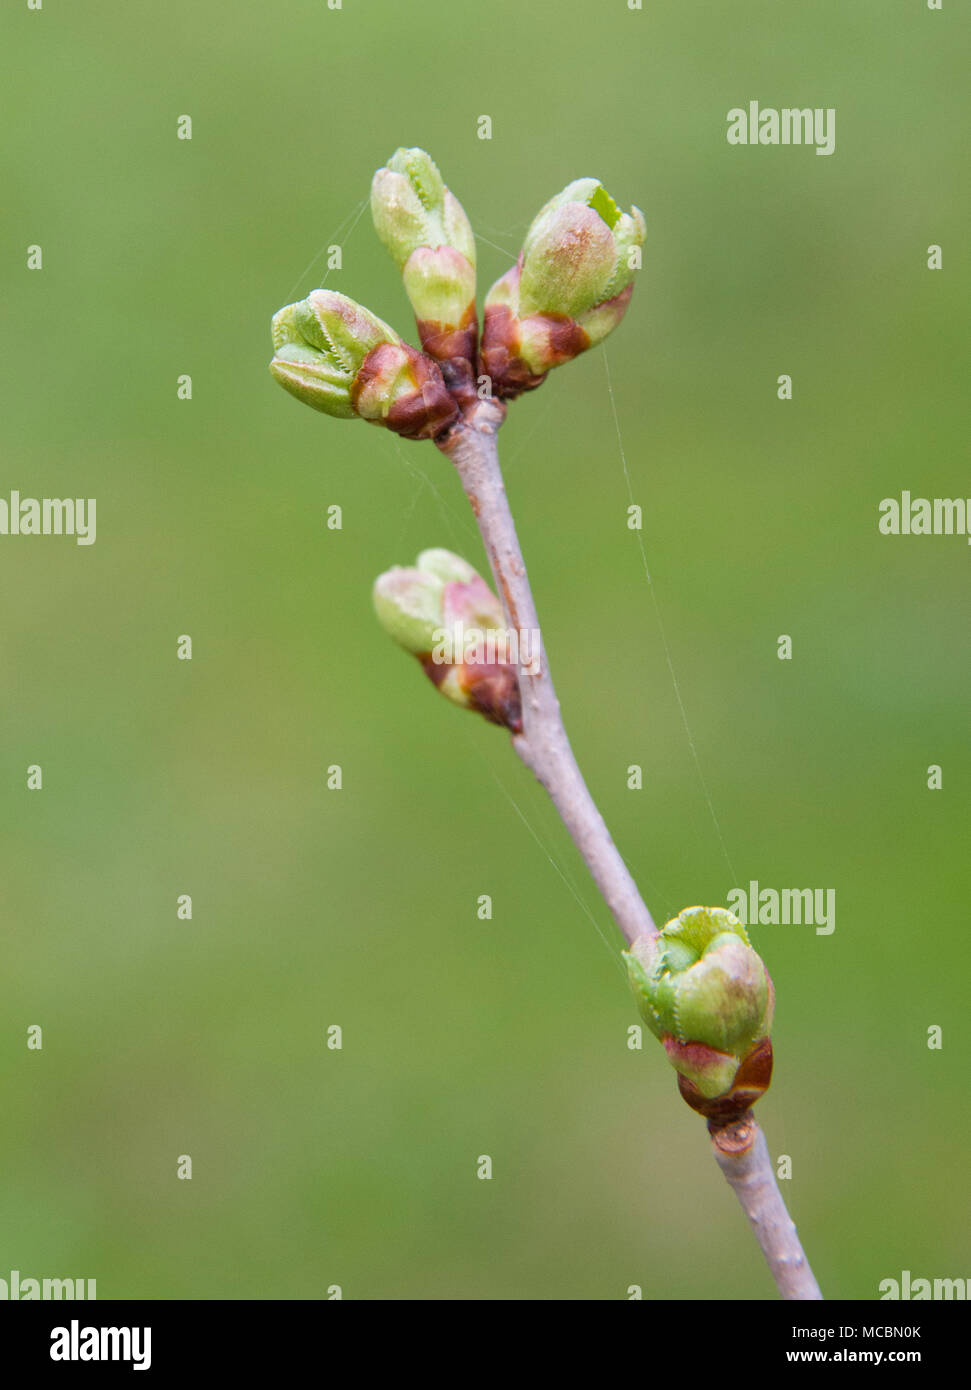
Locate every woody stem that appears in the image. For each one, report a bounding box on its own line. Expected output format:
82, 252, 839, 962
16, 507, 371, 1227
439, 398, 823, 1302
711, 1114, 823, 1300
441, 400, 655, 948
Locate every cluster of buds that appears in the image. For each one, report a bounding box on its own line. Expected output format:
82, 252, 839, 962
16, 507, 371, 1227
372, 549, 522, 732
624, 906, 774, 1126
269, 147, 645, 435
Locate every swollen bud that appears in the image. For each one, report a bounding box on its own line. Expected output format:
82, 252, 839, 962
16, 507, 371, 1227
480, 178, 645, 398
371, 148, 478, 389
373, 549, 521, 731
624, 907, 774, 1124
269, 289, 457, 441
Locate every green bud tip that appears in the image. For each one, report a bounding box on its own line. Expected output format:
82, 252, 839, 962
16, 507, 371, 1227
371, 147, 476, 271
624, 906, 774, 1116
373, 549, 522, 732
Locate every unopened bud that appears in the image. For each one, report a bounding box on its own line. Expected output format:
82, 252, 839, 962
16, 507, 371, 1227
624, 907, 774, 1122
269, 289, 457, 441
480, 178, 645, 398
372, 148, 478, 386
402, 246, 477, 367
373, 549, 521, 731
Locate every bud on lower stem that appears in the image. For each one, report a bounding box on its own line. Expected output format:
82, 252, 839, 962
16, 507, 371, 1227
480, 178, 645, 398
624, 907, 774, 1124
269, 289, 457, 441
373, 549, 522, 731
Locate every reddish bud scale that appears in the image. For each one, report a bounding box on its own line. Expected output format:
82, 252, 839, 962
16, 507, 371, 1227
479, 305, 547, 398
479, 304, 591, 400
416, 304, 478, 370
352, 344, 458, 441
418, 654, 523, 733
675, 1036, 774, 1128
417, 306, 479, 412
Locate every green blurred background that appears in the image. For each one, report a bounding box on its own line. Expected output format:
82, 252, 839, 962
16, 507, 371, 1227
2, 0, 968, 1299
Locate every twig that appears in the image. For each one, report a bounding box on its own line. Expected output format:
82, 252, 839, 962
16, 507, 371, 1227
710, 1113, 823, 1300
440, 399, 823, 1301
442, 400, 656, 948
